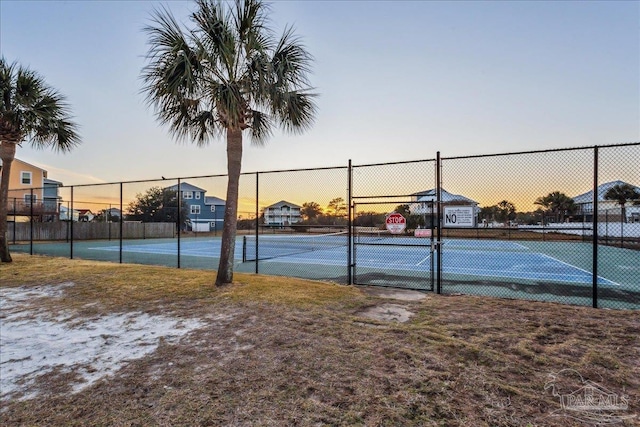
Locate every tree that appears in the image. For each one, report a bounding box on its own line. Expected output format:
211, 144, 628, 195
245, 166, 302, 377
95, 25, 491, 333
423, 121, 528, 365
479, 205, 499, 224
496, 200, 517, 223
480, 201, 516, 225
142, 0, 317, 285
0, 58, 80, 262
604, 183, 640, 223
127, 186, 188, 225
353, 211, 385, 227
300, 201, 322, 221
326, 197, 347, 217
534, 191, 576, 223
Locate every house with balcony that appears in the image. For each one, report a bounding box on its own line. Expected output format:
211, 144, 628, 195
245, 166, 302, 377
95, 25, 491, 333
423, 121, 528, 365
164, 182, 226, 232
1, 158, 63, 222
573, 180, 640, 223
263, 201, 302, 226
408, 188, 479, 226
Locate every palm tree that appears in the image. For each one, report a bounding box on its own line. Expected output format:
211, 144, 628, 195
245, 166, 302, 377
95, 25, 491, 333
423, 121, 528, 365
0, 58, 80, 262
604, 183, 640, 223
534, 191, 576, 223
141, 0, 317, 285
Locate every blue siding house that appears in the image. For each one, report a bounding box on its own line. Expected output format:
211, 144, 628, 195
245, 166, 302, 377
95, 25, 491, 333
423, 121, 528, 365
165, 182, 226, 232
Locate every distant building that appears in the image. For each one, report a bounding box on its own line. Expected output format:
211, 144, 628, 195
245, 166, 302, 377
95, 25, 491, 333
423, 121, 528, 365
104, 208, 122, 222
409, 188, 478, 213
78, 209, 95, 222
408, 188, 479, 227
1, 158, 63, 222
573, 180, 640, 222
263, 201, 302, 226
164, 182, 226, 232
59, 205, 80, 222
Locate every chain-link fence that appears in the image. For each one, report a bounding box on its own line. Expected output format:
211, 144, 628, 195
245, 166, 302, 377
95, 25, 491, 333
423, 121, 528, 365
7, 143, 639, 309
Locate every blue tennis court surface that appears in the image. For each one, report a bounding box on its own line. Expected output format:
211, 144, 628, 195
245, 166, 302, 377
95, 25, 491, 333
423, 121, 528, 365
89, 236, 619, 287
90, 240, 232, 258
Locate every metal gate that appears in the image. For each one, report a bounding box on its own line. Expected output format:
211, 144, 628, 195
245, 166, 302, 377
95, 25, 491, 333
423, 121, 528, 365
349, 158, 439, 291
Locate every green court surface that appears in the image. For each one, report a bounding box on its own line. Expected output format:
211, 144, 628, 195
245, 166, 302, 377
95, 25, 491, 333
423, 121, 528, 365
9, 236, 640, 310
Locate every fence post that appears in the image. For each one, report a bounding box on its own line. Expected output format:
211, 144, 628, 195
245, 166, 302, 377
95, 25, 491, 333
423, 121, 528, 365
119, 182, 123, 264
436, 151, 442, 294
30, 188, 34, 256
592, 146, 598, 308
347, 159, 353, 286
605, 210, 609, 245
255, 172, 259, 274
69, 187, 74, 259
12, 198, 16, 244
177, 178, 181, 268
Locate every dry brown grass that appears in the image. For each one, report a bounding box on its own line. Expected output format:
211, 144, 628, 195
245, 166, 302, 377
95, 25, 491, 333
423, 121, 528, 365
1, 254, 639, 426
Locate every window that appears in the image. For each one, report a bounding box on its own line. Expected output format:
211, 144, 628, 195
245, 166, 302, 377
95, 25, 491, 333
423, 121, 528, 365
190, 205, 200, 214
195, 192, 201, 199
21, 171, 32, 185
183, 191, 193, 199
24, 194, 37, 204
210, 205, 216, 212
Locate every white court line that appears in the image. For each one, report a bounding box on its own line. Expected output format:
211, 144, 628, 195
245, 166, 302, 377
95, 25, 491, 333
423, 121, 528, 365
539, 254, 620, 286
416, 255, 431, 266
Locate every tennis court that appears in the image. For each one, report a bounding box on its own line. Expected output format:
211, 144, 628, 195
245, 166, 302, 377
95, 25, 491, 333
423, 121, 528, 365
10, 233, 638, 308
243, 234, 619, 285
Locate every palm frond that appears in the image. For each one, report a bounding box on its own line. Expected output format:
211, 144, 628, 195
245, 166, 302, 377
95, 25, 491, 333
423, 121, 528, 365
142, 6, 200, 101
0, 57, 80, 149
192, 0, 237, 78
276, 91, 317, 134
247, 109, 272, 145
272, 26, 314, 88
140, 0, 317, 146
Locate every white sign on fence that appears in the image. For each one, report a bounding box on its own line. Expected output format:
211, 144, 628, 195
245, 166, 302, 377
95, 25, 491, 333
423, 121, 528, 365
443, 206, 475, 228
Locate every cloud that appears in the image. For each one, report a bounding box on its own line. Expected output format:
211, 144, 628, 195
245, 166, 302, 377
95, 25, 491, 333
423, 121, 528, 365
30, 161, 107, 186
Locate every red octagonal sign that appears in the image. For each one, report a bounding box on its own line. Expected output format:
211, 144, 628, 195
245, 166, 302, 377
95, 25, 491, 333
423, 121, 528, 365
385, 212, 406, 234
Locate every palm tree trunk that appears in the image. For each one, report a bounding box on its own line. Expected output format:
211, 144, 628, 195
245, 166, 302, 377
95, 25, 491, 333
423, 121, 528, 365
0, 141, 17, 262
216, 128, 242, 286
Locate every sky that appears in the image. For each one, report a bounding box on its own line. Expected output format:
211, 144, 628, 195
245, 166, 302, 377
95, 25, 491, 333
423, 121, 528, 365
1, 0, 639, 209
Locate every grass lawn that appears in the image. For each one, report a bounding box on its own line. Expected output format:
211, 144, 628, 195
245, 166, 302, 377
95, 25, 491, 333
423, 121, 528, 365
1, 254, 638, 426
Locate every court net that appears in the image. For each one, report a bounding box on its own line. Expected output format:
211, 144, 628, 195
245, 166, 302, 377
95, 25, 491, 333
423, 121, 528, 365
242, 231, 350, 262
241, 230, 438, 262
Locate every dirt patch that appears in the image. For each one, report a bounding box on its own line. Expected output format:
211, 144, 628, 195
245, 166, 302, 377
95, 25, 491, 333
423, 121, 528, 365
360, 286, 428, 301
357, 303, 416, 323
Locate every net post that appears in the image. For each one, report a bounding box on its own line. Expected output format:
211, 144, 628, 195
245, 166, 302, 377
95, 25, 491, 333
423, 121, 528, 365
242, 236, 247, 263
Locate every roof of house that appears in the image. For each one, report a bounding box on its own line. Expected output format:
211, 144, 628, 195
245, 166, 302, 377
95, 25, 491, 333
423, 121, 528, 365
411, 188, 478, 205
44, 178, 63, 186
164, 182, 206, 193
205, 196, 225, 205
0, 158, 47, 173
265, 200, 301, 209
573, 180, 640, 204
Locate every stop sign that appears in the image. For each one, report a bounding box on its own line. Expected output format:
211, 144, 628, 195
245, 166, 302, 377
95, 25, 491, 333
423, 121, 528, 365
385, 212, 406, 234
